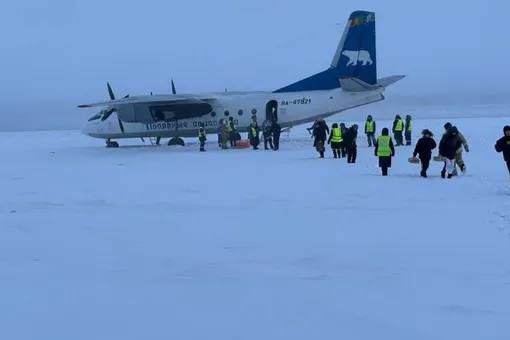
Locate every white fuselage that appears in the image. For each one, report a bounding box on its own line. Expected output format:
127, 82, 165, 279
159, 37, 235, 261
81, 88, 385, 140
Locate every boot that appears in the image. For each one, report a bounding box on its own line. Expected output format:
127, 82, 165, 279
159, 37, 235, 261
441, 170, 446, 178
447, 174, 453, 179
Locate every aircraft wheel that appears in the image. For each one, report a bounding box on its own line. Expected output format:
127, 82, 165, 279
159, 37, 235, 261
106, 141, 119, 148
168, 137, 185, 146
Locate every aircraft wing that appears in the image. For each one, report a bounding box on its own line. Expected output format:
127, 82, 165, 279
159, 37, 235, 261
78, 94, 216, 108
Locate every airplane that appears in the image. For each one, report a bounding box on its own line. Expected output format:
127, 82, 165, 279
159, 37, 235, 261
78, 10, 405, 148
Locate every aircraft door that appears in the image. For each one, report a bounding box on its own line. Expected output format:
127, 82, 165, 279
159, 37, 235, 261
265, 100, 278, 122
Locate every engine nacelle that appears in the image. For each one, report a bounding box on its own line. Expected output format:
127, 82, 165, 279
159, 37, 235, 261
116, 102, 212, 124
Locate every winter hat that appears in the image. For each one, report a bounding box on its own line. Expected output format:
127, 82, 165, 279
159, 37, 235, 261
422, 129, 433, 136
503, 125, 510, 133
444, 122, 452, 130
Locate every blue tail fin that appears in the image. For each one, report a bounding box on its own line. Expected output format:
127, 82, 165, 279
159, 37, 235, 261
273, 10, 377, 93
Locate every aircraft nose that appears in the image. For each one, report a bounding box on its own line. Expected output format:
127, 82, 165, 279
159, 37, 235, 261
80, 123, 91, 136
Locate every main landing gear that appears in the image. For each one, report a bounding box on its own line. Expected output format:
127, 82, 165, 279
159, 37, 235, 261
167, 119, 185, 146
105, 139, 119, 148
168, 137, 185, 146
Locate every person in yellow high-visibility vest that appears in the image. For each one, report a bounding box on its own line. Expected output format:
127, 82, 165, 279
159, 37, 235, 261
364, 115, 376, 147
392, 114, 404, 146
226, 117, 237, 147
249, 122, 260, 150
327, 123, 343, 158
374, 127, 395, 176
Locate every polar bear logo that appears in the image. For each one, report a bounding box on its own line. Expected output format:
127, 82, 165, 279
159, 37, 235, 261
341, 50, 373, 66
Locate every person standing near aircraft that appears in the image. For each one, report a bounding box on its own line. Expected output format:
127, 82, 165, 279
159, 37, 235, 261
262, 119, 274, 150
271, 120, 281, 150
343, 125, 358, 163
313, 118, 328, 158
494, 125, 510, 179
364, 115, 376, 147
392, 115, 404, 146
412, 129, 436, 177
439, 126, 462, 179
198, 126, 207, 151
327, 123, 343, 158
227, 117, 237, 147
374, 127, 395, 176
249, 121, 260, 149
404, 114, 412, 146
339, 123, 348, 157
220, 120, 228, 149
217, 119, 224, 147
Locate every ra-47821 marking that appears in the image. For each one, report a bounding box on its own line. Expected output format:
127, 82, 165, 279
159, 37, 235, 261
280, 98, 312, 106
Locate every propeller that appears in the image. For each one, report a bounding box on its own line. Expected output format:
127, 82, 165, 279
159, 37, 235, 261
102, 81, 128, 133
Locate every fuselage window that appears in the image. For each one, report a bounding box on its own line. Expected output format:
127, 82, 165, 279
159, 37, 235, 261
251, 109, 257, 115
238, 109, 243, 116
224, 110, 230, 116
211, 111, 216, 117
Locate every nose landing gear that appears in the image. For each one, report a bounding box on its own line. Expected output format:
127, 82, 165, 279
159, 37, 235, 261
105, 139, 119, 148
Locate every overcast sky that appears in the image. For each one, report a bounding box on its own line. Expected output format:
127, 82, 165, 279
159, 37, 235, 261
0, 0, 506, 130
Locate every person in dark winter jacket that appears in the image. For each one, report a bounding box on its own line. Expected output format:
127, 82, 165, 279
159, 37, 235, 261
439, 126, 462, 178
262, 119, 274, 150
339, 123, 348, 157
374, 127, 395, 176
343, 125, 358, 163
495, 125, 510, 178
313, 118, 329, 158
412, 129, 436, 177
441, 122, 469, 175
271, 121, 281, 150
404, 114, 412, 146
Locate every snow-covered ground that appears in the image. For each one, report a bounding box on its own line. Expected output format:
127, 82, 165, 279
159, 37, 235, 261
1, 114, 510, 340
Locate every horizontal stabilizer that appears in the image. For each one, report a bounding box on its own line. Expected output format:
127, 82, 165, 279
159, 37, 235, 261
376, 75, 406, 88
339, 77, 378, 92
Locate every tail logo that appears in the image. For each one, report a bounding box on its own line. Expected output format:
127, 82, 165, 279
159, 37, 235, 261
341, 50, 373, 67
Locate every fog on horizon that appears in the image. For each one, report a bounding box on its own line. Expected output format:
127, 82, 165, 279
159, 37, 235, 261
0, 0, 506, 131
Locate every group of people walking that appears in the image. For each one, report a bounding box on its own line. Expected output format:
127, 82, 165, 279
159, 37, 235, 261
310, 116, 479, 178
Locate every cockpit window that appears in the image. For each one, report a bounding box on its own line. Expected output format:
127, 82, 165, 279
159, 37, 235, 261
87, 114, 101, 121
